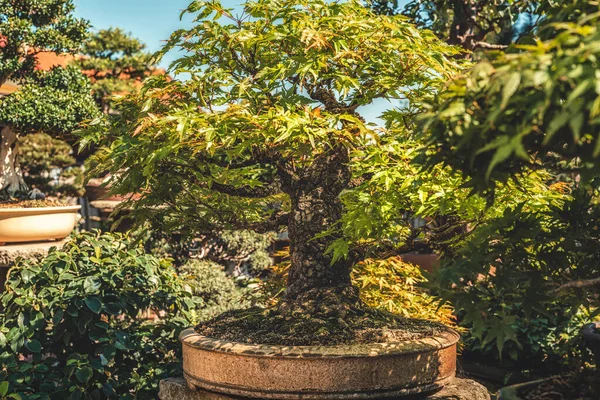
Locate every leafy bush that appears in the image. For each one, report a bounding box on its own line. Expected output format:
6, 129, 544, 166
209, 230, 275, 275
353, 257, 455, 327
0, 231, 198, 399
179, 260, 256, 322
436, 191, 600, 373
142, 228, 274, 273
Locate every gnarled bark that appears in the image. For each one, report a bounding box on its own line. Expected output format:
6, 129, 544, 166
284, 145, 354, 299
0, 126, 28, 197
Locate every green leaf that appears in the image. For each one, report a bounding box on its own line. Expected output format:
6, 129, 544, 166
0, 381, 9, 396
25, 339, 41, 353
52, 309, 64, 325
569, 112, 584, 142
75, 366, 93, 384
543, 110, 570, 145
501, 72, 521, 109
83, 277, 101, 293
485, 145, 513, 180
84, 297, 103, 314
102, 345, 116, 361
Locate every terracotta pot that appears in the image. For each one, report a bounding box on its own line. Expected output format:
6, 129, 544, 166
180, 326, 460, 399
0, 206, 81, 244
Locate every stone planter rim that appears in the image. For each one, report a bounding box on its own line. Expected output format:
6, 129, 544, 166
180, 326, 460, 358
0, 205, 81, 214
0, 205, 81, 244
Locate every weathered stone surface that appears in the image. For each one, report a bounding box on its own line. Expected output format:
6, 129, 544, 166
427, 378, 490, 400
159, 377, 490, 400
0, 240, 67, 267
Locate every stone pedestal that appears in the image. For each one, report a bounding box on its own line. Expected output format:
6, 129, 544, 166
0, 240, 67, 288
158, 377, 490, 400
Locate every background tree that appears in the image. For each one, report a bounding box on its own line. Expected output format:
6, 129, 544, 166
73, 28, 156, 114
369, 0, 596, 54
0, 0, 98, 198
19, 133, 84, 198
421, 2, 600, 371
83, 0, 460, 344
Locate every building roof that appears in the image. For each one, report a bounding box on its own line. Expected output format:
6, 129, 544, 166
0, 52, 76, 95
0, 51, 166, 96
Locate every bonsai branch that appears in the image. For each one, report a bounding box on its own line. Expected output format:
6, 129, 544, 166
555, 278, 600, 292
246, 211, 290, 233
473, 41, 508, 50
210, 181, 283, 198
309, 86, 359, 115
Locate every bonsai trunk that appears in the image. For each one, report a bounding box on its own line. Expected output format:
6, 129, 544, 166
284, 146, 355, 301
0, 126, 28, 197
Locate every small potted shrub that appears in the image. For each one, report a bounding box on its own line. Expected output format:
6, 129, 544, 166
0, 0, 98, 245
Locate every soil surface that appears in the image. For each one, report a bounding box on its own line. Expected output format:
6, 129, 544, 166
0, 199, 68, 208
521, 371, 600, 400
196, 286, 449, 346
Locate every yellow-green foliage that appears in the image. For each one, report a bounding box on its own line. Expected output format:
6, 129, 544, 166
353, 257, 455, 327
261, 252, 455, 326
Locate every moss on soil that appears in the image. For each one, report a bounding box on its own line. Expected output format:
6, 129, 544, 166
0, 199, 68, 208
195, 285, 448, 346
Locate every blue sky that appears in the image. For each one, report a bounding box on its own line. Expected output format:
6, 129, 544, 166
73, 0, 407, 124
74, 0, 251, 69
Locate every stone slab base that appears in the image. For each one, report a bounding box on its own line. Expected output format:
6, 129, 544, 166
159, 377, 490, 400
0, 239, 68, 267
0, 240, 68, 289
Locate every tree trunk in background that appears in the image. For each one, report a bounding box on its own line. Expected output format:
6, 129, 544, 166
285, 146, 354, 300
448, 0, 476, 52
0, 126, 28, 197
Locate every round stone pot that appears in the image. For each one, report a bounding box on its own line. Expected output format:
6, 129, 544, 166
0, 206, 81, 244
180, 326, 460, 399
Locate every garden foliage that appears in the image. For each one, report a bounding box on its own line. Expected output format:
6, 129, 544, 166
73, 28, 156, 114
0, 231, 198, 399
179, 259, 256, 321
260, 255, 455, 327
19, 134, 83, 198
0, 0, 98, 197
422, 4, 600, 371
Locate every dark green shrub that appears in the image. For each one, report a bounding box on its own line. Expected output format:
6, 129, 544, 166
208, 230, 275, 275
436, 191, 600, 373
0, 231, 198, 399
179, 260, 255, 322
141, 228, 274, 272
20, 133, 84, 198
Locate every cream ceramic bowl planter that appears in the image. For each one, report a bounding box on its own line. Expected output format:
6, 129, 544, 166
0, 205, 81, 244
180, 326, 460, 399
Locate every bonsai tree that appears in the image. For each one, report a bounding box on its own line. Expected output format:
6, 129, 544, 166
83, 0, 461, 344
19, 133, 85, 198
0, 0, 98, 199
73, 28, 156, 114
